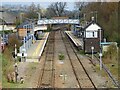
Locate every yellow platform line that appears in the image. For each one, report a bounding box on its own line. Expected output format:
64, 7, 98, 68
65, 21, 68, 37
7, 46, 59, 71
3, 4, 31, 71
32, 41, 41, 57
32, 33, 47, 57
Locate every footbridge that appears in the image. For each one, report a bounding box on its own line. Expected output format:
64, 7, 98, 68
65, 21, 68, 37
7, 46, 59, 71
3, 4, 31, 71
37, 19, 79, 25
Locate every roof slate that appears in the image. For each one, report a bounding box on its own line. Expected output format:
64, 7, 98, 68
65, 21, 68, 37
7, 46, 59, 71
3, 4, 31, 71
0, 11, 17, 24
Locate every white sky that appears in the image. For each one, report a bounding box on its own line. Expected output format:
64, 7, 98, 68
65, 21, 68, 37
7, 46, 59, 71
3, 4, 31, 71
1, 0, 86, 2
1, 0, 119, 2
1, 0, 119, 11
2, 2, 76, 11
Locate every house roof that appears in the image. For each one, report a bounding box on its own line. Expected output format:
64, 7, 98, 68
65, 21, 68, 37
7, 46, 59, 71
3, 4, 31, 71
0, 18, 7, 25
0, 11, 17, 24
84, 20, 102, 31
17, 21, 33, 29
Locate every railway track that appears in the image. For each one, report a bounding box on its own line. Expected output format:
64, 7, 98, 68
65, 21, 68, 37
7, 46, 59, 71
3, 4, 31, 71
37, 31, 55, 88
60, 30, 97, 89
87, 55, 120, 88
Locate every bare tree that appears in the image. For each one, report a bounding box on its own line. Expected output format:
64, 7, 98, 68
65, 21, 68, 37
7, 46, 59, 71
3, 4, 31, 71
75, 2, 86, 11
25, 3, 38, 19
46, 2, 67, 17
74, 2, 87, 19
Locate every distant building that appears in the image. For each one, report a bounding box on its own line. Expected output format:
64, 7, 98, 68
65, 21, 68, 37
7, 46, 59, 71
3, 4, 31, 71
83, 17, 104, 53
16, 21, 34, 39
0, 11, 17, 31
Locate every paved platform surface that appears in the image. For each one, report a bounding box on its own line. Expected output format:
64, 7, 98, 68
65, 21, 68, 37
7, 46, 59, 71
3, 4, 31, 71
65, 31, 83, 49
26, 32, 49, 62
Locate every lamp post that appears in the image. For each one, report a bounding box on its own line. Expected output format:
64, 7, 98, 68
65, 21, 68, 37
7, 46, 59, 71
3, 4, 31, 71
91, 46, 94, 60
20, 13, 24, 24
37, 12, 41, 20
99, 29, 102, 70
99, 53, 102, 70
90, 11, 98, 22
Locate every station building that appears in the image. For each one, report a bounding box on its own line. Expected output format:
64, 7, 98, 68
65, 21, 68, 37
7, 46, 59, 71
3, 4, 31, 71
83, 18, 103, 53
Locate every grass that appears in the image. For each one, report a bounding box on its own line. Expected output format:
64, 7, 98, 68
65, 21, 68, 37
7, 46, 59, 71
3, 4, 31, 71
102, 52, 118, 82
2, 50, 16, 88
2, 47, 21, 88
0, 54, 2, 83
58, 53, 65, 60
93, 46, 119, 87
79, 50, 84, 55
90, 49, 119, 88
0, 30, 13, 34
95, 64, 115, 88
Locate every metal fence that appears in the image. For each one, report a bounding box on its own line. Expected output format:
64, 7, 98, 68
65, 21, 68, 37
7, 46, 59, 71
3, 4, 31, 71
19, 35, 34, 53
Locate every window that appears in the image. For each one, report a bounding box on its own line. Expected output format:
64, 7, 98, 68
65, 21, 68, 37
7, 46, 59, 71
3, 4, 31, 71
86, 31, 98, 38
93, 32, 94, 37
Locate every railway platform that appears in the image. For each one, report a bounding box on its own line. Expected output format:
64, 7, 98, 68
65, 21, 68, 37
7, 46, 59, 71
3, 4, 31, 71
65, 31, 83, 50
26, 32, 49, 62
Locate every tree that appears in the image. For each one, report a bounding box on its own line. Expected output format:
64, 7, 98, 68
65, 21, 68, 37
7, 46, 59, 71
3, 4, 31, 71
79, 2, 119, 45
25, 3, 38, 19
15, 16, 20, 27
74, 2, 87, 19
46, 2, 67, 17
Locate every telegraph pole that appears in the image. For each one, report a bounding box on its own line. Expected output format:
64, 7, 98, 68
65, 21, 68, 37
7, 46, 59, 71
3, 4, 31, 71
37, 12, 41, 20
14, 63, 18, 83
94, 11, 98, 23
15, 44, 17, 62
2, 15, 5, 50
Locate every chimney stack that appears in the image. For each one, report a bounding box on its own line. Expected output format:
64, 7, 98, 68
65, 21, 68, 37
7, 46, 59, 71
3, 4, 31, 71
91, 17, 95, 21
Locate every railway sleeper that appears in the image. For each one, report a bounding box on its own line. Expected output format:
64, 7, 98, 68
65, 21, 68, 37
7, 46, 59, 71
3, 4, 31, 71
44, 62, 52, 66
40, 84, 52, 88
46, 59, 53, 61
44, 66, 53, 70
79, 77, 90, 81
46, 52, 54, 54
46, 57, 53, 60
44, 69, 54, 71
80, 80, 94, 88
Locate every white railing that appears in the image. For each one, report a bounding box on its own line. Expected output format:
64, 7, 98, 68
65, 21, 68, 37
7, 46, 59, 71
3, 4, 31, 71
38, 19, 79, 25
34, 26, 47, 31
19, 35, 34, 53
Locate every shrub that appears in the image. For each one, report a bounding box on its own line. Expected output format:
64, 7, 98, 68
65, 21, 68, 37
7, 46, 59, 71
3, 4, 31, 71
58, 53, 65, 60
8, 34, 21, 50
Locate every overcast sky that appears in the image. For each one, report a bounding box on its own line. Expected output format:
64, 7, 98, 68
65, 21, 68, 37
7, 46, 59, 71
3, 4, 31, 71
1, 0, 119, 11
2, 2, 76, 11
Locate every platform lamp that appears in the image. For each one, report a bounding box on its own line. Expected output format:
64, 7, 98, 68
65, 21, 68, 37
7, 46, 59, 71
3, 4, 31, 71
91, 46, 94, 60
